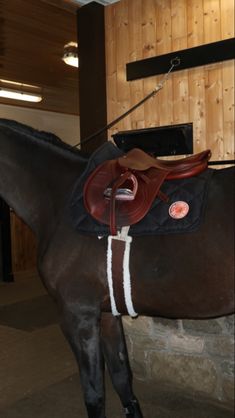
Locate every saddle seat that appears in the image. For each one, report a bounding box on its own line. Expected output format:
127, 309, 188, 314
118, 148, 211, 179
84, 148, 211, 235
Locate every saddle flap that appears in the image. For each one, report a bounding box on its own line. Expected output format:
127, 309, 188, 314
83, 159, 169, 231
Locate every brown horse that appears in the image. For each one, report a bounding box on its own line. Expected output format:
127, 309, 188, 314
0, 119, 234, 418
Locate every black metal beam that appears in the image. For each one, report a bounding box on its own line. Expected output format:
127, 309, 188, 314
127, 38, 235, 81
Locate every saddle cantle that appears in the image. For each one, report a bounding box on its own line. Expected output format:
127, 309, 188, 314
83, 148, 211, 235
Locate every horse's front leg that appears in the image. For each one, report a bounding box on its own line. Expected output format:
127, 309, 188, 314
101, 313, 143, 418
60, 302, 106, 418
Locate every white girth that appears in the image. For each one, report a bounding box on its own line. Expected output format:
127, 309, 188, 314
106, 226, 138, 317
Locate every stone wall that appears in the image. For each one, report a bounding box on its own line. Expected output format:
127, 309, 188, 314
123, 315, 234, 405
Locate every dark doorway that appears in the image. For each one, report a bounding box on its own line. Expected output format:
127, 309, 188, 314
0, 199, 14, 282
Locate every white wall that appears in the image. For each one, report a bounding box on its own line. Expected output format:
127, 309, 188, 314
0, 104, 80, 146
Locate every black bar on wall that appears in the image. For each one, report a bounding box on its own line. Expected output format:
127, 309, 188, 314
77, 2, 107, 153
127, 38, 235, 81
112, 123, 193, 156
0, 199, 14, 282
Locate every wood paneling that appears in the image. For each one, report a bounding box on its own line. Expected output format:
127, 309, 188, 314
10, 212, 37, 273
105, 0, 235, 161
0, 0, 79, 114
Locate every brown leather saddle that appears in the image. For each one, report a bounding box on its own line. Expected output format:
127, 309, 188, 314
84, 148, 211, 235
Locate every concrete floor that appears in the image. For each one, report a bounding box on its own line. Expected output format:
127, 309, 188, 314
0, 272, 234, 418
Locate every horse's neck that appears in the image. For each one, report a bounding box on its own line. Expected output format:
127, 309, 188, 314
0, 128, 84, 240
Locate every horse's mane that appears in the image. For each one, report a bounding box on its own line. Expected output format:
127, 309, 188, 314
0, 118, 87, 159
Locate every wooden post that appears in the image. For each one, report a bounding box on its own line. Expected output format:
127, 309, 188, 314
77, 2, 107, 153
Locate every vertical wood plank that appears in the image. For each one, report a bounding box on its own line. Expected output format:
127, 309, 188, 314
142, 0, 156, 59
171, 0, 189, 127
203, 0, 224, 159
156, 0, 173, 126
172, 70, 190, 124
222, 60, 235, 160
187, 0, 206, 152
187, 0, 204, 47
203, 0, 221, 43
115, 0, 131, 132
128, 0, 145, 130
188, 68, 207, 152
205, 65, 224, 159
220, 0, 234, 39
171, 0, 188, 51
142, 0, 159, 127
156, 0, 172, 55
220, 0, 234, 162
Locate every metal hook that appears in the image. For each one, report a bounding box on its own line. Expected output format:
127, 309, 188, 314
170, 57, 181, 67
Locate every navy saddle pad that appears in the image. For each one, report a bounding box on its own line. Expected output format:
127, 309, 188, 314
69, 142, 213, 237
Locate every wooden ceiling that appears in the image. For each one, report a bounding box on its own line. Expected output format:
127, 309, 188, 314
0, 0, 79, 114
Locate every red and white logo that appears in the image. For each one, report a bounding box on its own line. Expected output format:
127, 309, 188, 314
169, 201, 189, 219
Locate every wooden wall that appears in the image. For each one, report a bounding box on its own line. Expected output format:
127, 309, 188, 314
105, 0, 234, 160
10, 212, 37, 273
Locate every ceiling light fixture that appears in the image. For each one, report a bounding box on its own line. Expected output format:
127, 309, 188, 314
0, 79, 40, 89
0, 88, 42, 103
62, 42, 79, 68
0, 79, 43, 103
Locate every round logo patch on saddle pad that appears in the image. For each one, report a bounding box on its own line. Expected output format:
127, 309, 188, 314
169, 201, 189, 219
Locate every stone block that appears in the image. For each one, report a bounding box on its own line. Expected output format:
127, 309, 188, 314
223, 314, 235, 335
150, 352, 218, 396
205, 336, 234, 357
168, 333, 205, 354
135, 334, 167, 352
153, 317, 180, 333
123, 316, 154, 337
220, 360, 235, 377
125, 334, 133, 358
182, 318, 224, 335
129, 339, 149, 381
130, 357, 148, 381
222, 378, 235, 403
